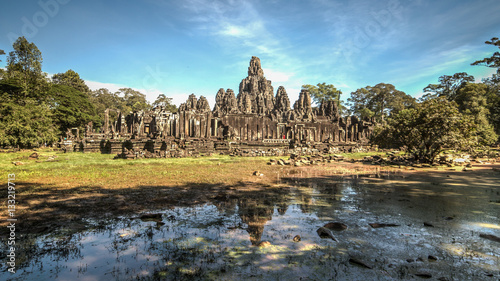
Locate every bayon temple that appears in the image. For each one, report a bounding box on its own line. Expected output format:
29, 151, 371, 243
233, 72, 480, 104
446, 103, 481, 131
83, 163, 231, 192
72, 57, 375, 157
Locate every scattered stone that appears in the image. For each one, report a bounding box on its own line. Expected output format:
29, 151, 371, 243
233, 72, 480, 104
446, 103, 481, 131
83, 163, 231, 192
252, 171, 263, 176
479, 233, 500, 243
443, 216, 454, 221
406, 258, 414, 263
437, 277, 450, 281
348, 257, 373, 269
428, 255, 438, 261
140, 213, 162, 222
415, 272, 432, 278
292, 235, 301, 242
12, 161, 24, 166
323, 222, 348, 231
316, 227, 338, 241
257, 241, 271, 248
369, 223, 399, 228
28, 152, 39, 159
423, 222, 434, 227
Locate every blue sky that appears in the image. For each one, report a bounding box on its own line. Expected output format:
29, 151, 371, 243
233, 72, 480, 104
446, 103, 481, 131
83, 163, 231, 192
1, 0, 499, 107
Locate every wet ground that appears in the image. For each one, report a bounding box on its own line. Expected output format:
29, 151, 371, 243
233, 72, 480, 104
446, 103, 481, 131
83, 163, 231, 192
2, 166, 500, 280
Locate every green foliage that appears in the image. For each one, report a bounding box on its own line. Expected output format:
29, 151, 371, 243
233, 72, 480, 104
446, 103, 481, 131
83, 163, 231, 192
471, 36, 500, 141
302, 83, 346, 115
472, 37, 500, 69
0, 99, 58, 148
371, 97, 474, 163
117, 88, 151, 112
52, 69, 91, 94
49, 84, 100, 137
153, 93, 178, 113
454, 83, 498, 145
6, 36, 49, 100
348, 83, 415, 122
422, 72, 474, 101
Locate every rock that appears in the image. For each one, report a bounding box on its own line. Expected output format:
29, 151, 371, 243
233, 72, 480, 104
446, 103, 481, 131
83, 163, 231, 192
140, 213, 162, 222
292, 235, 301, 242
323, 222, 348, 231
278, 159, 285, 165
12, 161, 24, 166
348, 257, 372, 269
252, 171, 263, 176
415, 272, 432, 278
257, 241, 271, 248
28, 152, 39, 159
423, 222, 434, 227
317, 227, 338, 241
428, 255, 438, 261
369, 223, 399, 228
479, 233, 500, 243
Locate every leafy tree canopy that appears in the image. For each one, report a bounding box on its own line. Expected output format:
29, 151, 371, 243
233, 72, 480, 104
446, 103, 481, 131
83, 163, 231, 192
371, 97, 476, 163
422, 72, 474, 101
472, 37, 500, 70
153, 93, 178, 113
302, 83, 346, 116
52, 69, 91, 95
348, 83, 415, 122
49, 84, 100, 137
454, 82, 497, 145
5, 36, 49, 100
0, 99, 58, 148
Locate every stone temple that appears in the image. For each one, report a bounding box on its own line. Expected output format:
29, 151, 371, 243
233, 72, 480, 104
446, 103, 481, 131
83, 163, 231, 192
74, 57, 375, 157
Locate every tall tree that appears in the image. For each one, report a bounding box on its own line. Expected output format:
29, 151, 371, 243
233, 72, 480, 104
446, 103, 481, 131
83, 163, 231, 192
471, 36, 500, 141
89, 88, 124, 125
153, 93, 178, 113
302, 83, 346, 115
0, 99, 58, 148
348, 83, 415, 122
6, 36, 48, 100
118, 88, 151, 112
454, 83, 497, 145
422, 72, 474, 101
371, 97, 475, 163
472, 37, 500, 70
49, 84, 100, 137
52, 69, 91, 95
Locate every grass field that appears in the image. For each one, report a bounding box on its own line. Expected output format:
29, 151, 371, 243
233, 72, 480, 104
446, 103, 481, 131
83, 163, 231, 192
2, 148, 497, 236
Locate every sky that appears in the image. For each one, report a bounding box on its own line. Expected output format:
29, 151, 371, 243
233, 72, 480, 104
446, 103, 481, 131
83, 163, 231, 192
1, 0, 499, 107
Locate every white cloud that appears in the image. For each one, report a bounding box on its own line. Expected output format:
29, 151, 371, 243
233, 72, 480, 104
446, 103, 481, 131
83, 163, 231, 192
85, 80, 128, 93
262, 68, 291, 83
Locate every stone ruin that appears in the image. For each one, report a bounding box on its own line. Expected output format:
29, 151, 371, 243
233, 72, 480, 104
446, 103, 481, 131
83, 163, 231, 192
70, 57, 376, 157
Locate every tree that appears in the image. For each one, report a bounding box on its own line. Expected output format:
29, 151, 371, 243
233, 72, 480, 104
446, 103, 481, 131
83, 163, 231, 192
5, 37, 48, 100
52, 69, 91, 95
49, 84, 100, 137
302, 83, 346, 116
153, 93, 178, 113
422, 72, 474, 101
348, 83, 415, 122
454, 83, 497, 145
0, 49, 5, 61
88, 88, 124, 125
371, 97, 475, 163
472, 37, 500, 70
0, 99, 58, 148
117, 88, 151, 112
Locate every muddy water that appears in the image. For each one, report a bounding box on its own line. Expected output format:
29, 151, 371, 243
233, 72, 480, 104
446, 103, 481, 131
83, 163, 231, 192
2, 171, 500, 280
